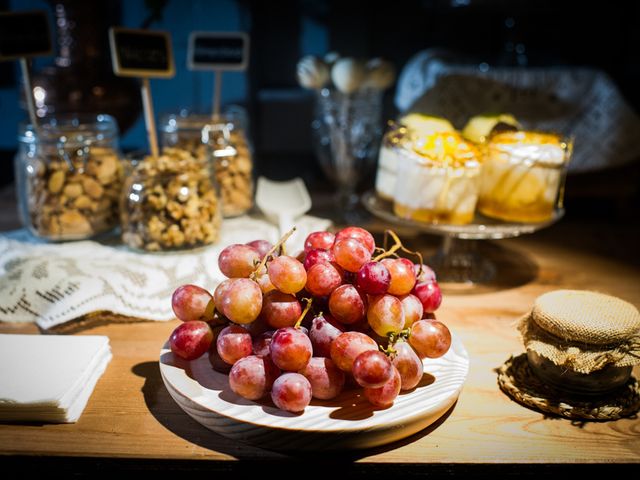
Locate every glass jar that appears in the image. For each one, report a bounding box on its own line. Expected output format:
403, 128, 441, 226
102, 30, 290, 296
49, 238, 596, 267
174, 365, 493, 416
478, 131, 572, 223
161, 109, 254, 218
15, 114, 124, 240
120, 148, 222, 252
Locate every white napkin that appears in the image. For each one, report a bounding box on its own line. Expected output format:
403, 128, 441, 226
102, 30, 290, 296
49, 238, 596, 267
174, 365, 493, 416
0, 214, 331, 329
0, 334, 112, 423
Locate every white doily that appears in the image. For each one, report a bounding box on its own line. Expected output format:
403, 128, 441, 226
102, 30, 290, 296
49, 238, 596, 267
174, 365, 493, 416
395, 49, 640, 173
0, 215, 331, 330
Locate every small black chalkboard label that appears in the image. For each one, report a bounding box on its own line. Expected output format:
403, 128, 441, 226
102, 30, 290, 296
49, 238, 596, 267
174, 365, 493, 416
0, 10, 52, 61
188, 32, 249, 71
109, 27, 174, 78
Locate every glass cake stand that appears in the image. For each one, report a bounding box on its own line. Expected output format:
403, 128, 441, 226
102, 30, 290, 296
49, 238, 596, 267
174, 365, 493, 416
362, 190, 564, 284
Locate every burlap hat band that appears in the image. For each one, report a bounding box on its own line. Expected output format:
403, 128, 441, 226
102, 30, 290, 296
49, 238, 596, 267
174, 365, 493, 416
518, 314, 640, 374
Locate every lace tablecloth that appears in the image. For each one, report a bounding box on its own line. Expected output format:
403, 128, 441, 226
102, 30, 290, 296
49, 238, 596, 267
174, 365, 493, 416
395, 49, 640, 173
0, 215, 331, 330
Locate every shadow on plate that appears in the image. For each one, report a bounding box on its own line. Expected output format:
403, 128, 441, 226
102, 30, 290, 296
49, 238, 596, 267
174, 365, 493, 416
133, 360, 456, 460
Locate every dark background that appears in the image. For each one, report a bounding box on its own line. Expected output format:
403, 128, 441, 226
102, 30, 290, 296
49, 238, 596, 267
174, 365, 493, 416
1, 0, 639, 217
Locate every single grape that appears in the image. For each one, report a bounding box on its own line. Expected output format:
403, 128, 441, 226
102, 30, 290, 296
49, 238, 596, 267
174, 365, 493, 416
329, 331, 378, 372
270, 327, 313, 371
328, 284, 367, 325
414, 263, 437, 283
409, 319, 451, 359
260, 290, 302, 329
252, 330, 276, 357
332, 238, 372, 273
412, 280, 442, 313
303, 248, 335, 270
352, 350, 393, 388
305, 262, 344, 297
217, 278, 263, 324
299, 357, 345, 400
356, 261, 391, 295
254, 266, 276, 294
216, 324, 253, 365
171, 284, 215, 322
213, 279, 233, 311
246, 239, 274, 260
335, 226, 376, 254
309, 313, 344, 357
399, 293, 423, 328
367, 294, 405, 336
392, 340, 423, 390
304, 231, 336, 252
218, 244, 260, 278
268, 256, 307, 294
364, 365, 401, 408
381, 258, 416, 296
229, 355, 280, 400
169, 320, 213, 361
271, 373, 312, 413
208, 325, 232, 374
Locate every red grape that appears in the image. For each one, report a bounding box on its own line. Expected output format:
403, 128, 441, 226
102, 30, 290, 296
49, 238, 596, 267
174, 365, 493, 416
412, 280, 442, 313
332, 238, 372, 272
208, 326, 232, 374
299, 357, 345, 400
409, 319, 451, 359
218, 244, 260, 278
335, 226, 376, 254
271, 373, 312, 413
169, 320, 213, 360
309, 313, 344, 357
381, 258, 416, 296
328, 284, 367, 325
305, 262, 343, 297
304, 231, 336, 252
392, 340, 423, 390
229, 355, 280, 400
252, 330, 275, 357
216, 324, 253, 365
254, 266, 276, 294
356, 261, 391, 295
268, 256, 307, 294
414, 263, 437, 283
270, 327, 312, 371
364, 365, 401, 408
303, 248, 335, 270
171, 284, 215, 322
352, 350, 393, 388
217, 278, 262, 324
399, 293, 423, 328
261, 290, 302, 329
246, 239, 273, 260
367, 294, 405, 336
330, 331, 378, 372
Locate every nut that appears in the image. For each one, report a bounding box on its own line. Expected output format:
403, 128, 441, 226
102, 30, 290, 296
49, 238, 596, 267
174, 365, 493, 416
48, 171, 65, 194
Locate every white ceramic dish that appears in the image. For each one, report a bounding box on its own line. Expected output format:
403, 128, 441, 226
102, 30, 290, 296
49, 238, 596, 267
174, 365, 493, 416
159, 331, 469, 451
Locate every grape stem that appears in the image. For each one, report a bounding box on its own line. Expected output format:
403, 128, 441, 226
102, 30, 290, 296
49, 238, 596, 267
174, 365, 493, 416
373, 230, 424, 276
294, 297, 313, 329
250, 227, 297, 280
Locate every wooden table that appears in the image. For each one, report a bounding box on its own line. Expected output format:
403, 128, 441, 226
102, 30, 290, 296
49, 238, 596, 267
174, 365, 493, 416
0, 207, 639, 474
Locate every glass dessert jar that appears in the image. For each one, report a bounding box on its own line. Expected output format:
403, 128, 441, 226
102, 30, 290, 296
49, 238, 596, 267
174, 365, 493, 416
120, 148, 222, 252
161, 110, 254, 217
477, 131, 572, 223
392, 131, 481, 225
14, 114, 124, 240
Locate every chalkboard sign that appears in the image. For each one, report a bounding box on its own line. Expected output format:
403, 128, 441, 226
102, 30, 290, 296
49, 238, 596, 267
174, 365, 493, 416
187, 32, 249, 71
0, 10, 52, 61
109, 27, 174, 78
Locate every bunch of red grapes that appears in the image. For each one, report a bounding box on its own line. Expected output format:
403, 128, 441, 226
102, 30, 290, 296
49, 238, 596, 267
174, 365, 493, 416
168, 226, 450, 413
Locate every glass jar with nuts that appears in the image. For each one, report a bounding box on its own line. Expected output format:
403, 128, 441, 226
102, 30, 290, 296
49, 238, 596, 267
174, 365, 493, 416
161, 109, 254, 217
14, 114, 124, 240
120, 148, 222, 252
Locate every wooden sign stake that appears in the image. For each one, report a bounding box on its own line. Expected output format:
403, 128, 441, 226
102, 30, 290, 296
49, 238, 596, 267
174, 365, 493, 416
141, 78, 159, 158
19, 57, 38, 130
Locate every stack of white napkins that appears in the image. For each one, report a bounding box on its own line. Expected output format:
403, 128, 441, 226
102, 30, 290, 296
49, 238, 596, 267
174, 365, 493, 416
0, 334, 112, 423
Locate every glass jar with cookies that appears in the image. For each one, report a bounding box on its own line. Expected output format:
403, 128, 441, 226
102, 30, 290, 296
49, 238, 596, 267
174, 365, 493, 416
161, 109, 254, 218
14, 114, 124, 241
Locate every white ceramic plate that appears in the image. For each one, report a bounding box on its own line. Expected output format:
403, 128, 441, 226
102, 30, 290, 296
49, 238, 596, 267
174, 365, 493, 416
160, 331, 469, 451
